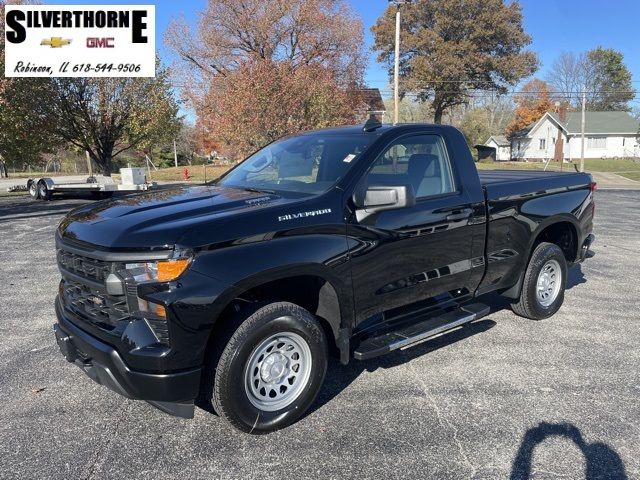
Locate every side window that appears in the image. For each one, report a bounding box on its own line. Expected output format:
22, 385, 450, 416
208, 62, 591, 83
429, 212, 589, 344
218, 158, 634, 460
366, 135, 455, 198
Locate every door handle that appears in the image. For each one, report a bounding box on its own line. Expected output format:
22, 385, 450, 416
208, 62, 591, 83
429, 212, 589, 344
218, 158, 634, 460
446, 209, 472, 222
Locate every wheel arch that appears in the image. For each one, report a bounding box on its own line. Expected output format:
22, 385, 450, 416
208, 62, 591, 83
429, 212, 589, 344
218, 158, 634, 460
529, 216, 580, 264
502, 215, 580, 299
205, 267, 352, 365
38, 177, 55, 190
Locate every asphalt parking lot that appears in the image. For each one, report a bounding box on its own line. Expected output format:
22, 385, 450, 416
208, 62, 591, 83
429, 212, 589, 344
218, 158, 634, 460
0, 190, 638, 480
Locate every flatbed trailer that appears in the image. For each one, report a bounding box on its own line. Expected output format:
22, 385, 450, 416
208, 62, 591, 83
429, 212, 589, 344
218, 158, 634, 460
26, 168, 155, 200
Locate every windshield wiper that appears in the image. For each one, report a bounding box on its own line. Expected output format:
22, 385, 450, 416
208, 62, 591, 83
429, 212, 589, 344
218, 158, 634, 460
240, 187, 277, 195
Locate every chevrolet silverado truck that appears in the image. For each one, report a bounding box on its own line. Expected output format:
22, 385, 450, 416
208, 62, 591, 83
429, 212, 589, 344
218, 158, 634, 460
53, 121, 596, 433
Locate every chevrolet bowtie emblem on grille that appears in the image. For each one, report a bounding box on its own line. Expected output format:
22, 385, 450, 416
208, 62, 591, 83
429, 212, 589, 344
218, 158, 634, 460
88, 295, 104, 306
41, 37, 72, 48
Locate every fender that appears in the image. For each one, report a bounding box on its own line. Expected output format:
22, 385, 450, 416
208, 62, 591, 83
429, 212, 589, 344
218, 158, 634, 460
501, 213, 582, 299
224, 266, 348, 335
188, 233, 355, 338
526, 213, 581, 261
38, 177, 56, 190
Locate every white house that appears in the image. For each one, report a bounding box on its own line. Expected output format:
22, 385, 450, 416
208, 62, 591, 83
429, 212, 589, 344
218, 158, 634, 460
484, 135, 511, 161
510, 111, 640, 161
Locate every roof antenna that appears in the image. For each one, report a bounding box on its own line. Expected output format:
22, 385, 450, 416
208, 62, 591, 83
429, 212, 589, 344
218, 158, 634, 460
363, 115, 383, 132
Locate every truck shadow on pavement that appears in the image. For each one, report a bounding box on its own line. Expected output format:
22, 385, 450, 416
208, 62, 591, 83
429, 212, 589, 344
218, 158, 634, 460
310, 264, 588, 420
510, 422, 627, 480
310, 318, 497, 417
566, 263, 587, 290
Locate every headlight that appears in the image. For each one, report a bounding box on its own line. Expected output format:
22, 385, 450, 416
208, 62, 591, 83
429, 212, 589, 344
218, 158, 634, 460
125, 255, 192, 283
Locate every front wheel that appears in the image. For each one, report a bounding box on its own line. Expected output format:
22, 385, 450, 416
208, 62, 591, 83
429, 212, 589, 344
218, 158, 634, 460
28, 180, 39, 200
511, 242, 567, 320
207, 302, 328, 433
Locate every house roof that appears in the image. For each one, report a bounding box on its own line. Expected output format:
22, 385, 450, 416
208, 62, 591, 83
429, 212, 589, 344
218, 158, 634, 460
486, 135, 509, 146
549, 111, 639, 135
513, 111, 640, 139
359, 88, 386, 112
510, 123, 537, 139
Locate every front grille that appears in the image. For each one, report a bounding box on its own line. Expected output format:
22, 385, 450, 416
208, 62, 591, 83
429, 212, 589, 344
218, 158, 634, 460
57, 242, 170, 346
62, 279, 130, 331
57, 249, 114, 283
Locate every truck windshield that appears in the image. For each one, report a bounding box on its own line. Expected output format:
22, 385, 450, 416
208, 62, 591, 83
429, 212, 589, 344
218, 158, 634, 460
217, 133, 375, 195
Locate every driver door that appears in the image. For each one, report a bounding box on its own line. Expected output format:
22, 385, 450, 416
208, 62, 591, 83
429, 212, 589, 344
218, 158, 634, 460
348, 133, 477, 324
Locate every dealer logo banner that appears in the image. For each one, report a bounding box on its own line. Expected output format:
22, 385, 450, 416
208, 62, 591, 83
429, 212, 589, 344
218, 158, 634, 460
4, 5, 155, 78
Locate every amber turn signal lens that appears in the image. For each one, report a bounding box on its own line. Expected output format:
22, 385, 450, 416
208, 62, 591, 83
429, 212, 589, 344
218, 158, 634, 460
157, 258, 191, 282
154, 304, 166, 318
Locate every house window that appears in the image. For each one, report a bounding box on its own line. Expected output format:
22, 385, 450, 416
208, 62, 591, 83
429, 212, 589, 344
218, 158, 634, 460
539, 139, 546, 150
587, 137, 606, 149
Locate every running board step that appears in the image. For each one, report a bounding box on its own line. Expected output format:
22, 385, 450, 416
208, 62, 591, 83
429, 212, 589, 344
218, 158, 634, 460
353, 303, 490, 361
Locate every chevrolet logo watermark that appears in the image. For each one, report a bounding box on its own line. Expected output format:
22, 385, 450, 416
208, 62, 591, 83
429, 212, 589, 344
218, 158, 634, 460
41, 37, 72, 48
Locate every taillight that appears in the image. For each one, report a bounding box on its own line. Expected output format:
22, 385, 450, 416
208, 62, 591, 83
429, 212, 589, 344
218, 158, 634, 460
590, 182, 596, 216
590, 181, 597, 192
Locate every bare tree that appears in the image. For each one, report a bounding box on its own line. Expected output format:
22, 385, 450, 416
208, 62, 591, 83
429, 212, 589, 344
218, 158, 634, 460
546, 52, 587, 108
165, 0, 365, 91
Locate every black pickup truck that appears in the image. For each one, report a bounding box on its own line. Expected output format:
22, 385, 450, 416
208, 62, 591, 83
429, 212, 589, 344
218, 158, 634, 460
53, 122, 595, 433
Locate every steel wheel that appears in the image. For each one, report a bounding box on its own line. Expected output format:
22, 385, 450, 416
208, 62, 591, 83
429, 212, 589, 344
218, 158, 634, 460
28, 181, 39, 199
38, 182, 51, 200
243, 331, 312, 412
536, 259, 561, 307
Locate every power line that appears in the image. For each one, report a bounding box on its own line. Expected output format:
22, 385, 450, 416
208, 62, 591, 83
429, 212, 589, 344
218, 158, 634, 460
377, 89, 640, 97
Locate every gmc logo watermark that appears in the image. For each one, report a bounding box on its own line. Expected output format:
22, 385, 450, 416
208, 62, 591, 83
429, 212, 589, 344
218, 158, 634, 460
87, 37, 115, 48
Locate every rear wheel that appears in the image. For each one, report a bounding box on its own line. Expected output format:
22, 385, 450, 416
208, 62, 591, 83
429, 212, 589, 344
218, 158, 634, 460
511, 242, 567, 320
37, 181, 51, 201
204, 302, 328, 433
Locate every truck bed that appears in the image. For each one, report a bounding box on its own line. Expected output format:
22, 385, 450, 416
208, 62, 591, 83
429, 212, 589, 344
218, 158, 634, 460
475, 168, 594, 297
479, 169, 592, 200
478, 169, 585, 185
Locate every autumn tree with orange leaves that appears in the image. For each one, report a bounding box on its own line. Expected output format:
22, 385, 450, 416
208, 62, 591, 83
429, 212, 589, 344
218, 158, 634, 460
166, 0, 366, 158
197, 61, 360, 159
506, 79, 557, 138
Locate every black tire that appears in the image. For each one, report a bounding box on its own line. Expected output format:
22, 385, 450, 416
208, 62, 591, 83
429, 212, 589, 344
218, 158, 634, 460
511, 242, 567, 320
28, 180, 39, 200
204, 302, 328, 433
37, 181, 51, 201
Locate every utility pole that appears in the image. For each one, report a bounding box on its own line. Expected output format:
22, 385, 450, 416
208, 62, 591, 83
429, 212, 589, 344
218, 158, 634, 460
85, 150, 93, 178
174, 139, 179, 168
390, 0, 408, 125
580, 86, 586, 173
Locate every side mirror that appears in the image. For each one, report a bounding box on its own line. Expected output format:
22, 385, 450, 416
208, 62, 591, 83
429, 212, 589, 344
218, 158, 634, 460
353, 185, 416, 222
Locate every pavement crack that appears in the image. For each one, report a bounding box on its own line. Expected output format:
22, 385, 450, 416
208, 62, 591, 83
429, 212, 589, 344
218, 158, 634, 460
84, 401, 130, 480
409, 363, 478, 479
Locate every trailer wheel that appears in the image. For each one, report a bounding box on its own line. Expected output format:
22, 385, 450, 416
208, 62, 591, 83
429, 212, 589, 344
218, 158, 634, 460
28, 180, 39, 200
37, 181, 51, 201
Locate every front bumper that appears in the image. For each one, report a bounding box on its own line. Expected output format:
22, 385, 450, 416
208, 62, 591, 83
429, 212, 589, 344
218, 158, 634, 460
54, 299, 201, 418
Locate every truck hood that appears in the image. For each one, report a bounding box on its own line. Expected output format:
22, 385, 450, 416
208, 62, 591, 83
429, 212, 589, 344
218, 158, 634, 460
58, 185, 298, 249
